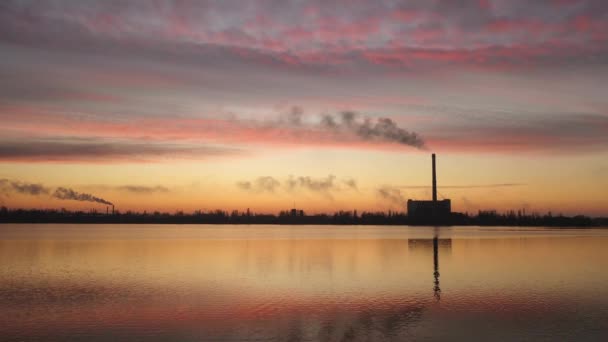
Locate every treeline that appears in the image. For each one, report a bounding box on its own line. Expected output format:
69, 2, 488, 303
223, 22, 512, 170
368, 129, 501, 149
0, 206, 606, 227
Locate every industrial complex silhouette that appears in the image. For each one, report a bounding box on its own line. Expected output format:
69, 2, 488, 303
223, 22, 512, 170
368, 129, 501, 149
0, 154, 605, 226
407, 153, 451, 222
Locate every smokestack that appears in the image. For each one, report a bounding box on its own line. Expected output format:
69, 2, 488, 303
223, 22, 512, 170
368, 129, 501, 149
112, 205, 115, 215
432, 154, 437, 202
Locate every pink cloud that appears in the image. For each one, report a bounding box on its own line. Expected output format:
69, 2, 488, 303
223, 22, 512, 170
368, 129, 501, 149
391, 9, 422, 22
3, 1, 607, 72
3, 101, 607, 160
478, 0, 491, 10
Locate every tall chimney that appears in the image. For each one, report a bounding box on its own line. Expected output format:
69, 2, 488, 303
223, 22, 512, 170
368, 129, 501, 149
432, 153, 437, 202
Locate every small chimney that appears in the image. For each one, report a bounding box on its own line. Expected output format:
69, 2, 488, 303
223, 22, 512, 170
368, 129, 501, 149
432, 153, 437, 202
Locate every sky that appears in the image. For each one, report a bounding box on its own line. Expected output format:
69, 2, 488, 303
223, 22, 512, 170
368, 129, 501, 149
0, 0, 607, 215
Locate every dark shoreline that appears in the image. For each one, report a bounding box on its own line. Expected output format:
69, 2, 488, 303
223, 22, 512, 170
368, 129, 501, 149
1, 223, 607, 229
1, 208, 607, 227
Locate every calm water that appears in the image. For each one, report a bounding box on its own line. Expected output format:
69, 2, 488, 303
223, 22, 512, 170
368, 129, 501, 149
1, 225, 608, 341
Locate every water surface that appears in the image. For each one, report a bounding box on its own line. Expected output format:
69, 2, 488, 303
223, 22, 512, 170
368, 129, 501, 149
1, 225, 608, 341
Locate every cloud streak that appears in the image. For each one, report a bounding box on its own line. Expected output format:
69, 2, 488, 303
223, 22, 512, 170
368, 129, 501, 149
0, 138, 245, 162
0, 179, 50, 196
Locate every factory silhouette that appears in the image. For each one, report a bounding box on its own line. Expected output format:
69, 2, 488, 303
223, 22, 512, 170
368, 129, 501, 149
1, 154, 604, 226
283, 153, 452, 224
276, 153, 452, 224
407, 153, 451, 223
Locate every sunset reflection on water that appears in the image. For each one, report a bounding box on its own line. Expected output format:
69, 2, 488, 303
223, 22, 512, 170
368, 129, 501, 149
1, 225, 608, 341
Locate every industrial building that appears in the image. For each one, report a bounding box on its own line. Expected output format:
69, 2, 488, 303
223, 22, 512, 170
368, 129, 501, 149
407, 154, 451, 220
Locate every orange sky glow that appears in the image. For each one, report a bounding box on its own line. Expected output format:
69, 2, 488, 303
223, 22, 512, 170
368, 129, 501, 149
1, 1, 607, 216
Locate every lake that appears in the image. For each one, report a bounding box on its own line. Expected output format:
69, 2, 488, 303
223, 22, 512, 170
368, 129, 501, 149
1, 224, 608, 341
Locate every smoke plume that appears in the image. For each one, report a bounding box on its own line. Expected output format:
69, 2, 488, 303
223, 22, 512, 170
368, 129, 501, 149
238, 175, 357, 199
377, 186, 406, 206
288, 175, 336, 192
343, 178, 358, 190
116, 185, 169, 193
237, 176, 281, 193
53, 187, 113, 205
282, 108, 425, 149
0, 179, 50, 195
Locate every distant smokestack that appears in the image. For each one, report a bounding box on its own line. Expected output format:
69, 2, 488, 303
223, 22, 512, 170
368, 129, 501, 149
432, 154, 437, 202
112, 205, 115, 215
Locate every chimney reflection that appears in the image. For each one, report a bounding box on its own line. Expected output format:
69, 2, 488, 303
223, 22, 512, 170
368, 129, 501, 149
408, 232, 451, 301
433, 235, 440, 301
